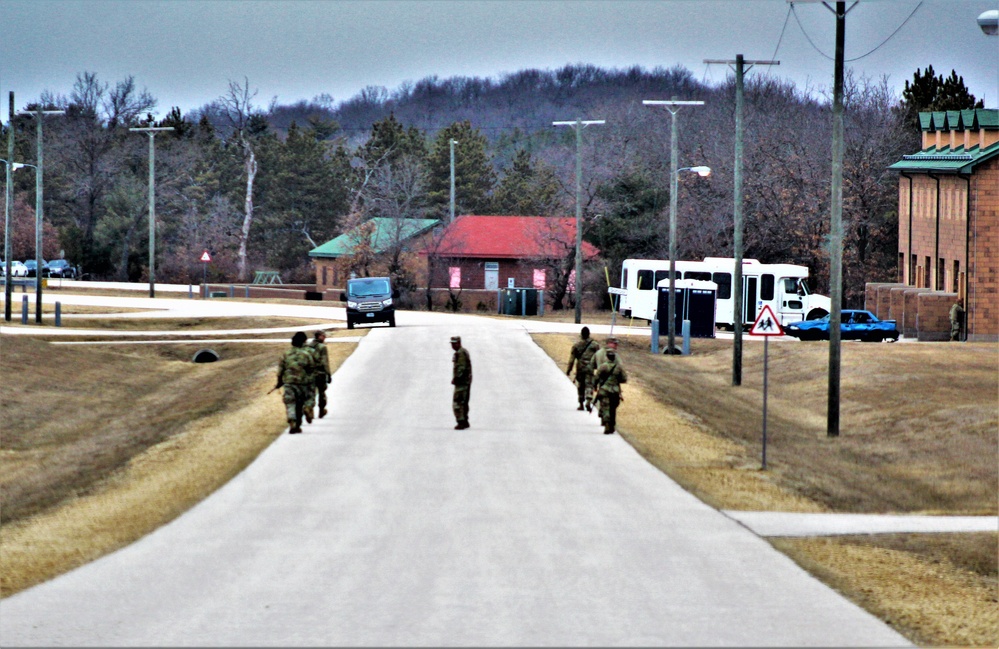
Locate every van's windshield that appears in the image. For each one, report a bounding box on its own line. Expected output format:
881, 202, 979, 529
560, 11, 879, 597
348, 279, 391, 297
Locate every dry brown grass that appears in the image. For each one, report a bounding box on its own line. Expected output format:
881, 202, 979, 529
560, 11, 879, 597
2, 316, 340, 331
0, 331, 359, 596
533, 331, 998, 647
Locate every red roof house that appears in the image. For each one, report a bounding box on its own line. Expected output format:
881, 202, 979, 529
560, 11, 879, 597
426, 215, 600, 292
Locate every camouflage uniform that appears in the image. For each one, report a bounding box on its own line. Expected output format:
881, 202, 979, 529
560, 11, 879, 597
567, 330, 600, 411
593, 352, 627, 435
308, 332, 332, 417
451, 336, 472, 429
949, 300, 965, 341
277, 340, 318, 433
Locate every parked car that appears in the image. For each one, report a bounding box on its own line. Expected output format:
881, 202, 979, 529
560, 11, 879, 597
784, 309, 899, 342
3, 260, 28, 277
46, 259, 77, 279
23, 259, 49, 277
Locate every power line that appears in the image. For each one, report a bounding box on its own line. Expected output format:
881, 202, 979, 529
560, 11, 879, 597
790, 1, 923, 63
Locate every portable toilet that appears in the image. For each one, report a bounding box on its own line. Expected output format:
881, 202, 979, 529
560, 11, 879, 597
655, 279, 718, 338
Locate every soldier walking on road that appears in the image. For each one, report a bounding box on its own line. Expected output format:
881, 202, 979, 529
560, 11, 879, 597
451, 335, 472, 430
590, 337, 618, 380
308, 330, 332, 418
566, 326, 600, 412
276, 331, 318, 434
593, 347, 627, 435
949, 297, 965, 341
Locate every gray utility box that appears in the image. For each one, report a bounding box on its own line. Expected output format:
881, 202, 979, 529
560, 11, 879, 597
656, 279, 718, 338
500, 287, 541, 316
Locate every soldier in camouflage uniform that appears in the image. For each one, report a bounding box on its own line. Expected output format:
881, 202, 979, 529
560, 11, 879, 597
592, 347, 627, 435
308, 330, 332, 418
590, 337, 618, 380
566, 326, 600, 411
276, 331, 318, 434
451, 335, 472, 430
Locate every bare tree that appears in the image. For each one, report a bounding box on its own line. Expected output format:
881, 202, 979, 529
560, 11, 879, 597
218, 77, 261, 281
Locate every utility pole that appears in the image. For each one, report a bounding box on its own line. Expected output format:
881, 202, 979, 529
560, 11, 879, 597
449, 139, 457, 223
17, 106, 66, 323
4, 92, 13, 322
704, 55, 779, 386
827, 1, 850, 437
129, 126, 175, 298
553, 118, 605, 324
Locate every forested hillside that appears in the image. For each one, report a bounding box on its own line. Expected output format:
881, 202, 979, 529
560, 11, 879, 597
1, 63, 983, 306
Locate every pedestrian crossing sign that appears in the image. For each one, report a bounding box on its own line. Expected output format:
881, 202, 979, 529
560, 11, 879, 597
749, 305, 783, 336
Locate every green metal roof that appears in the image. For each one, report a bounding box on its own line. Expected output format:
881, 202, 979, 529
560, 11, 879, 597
918, 108, 998, 132
889, 140, 999, 174
309, 218, 440, 258
892, 109, 999, 174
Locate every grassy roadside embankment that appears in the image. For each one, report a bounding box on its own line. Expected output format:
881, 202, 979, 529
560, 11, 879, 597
533, 332, 997, 647
0, 318, 358, 597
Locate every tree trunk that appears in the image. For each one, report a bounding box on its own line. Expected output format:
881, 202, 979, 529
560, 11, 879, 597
237, 141, 256, 282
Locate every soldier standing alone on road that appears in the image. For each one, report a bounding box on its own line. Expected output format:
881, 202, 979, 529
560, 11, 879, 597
308, 330, 331, 418
593, 346, 627, 435
566, 326, 600, 412
276, 331, 318, 434
451, 335, 472, 430
949, 297, 965, 341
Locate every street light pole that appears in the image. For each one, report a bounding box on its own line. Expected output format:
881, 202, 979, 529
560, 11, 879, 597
17, 106, 65, 324
643, 99, 704, 353
554, 118, 605, 324
704, 56, 779, 385
129, 126, 175, 297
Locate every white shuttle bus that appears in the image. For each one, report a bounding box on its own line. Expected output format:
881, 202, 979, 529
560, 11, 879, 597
618, 257, 831, 329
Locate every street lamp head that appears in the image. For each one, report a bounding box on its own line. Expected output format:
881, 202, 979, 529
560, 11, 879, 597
979, 10, 998, 36
691, 166, 712, 177
12, 162, 36, 171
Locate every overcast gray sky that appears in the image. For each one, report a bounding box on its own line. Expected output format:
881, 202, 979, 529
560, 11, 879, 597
3, 0, 997, 118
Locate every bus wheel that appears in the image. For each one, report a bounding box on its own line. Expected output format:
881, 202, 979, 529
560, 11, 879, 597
806, 309, 828, 321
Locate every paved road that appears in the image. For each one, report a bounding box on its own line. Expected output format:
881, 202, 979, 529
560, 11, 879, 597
0, 302, 912, 646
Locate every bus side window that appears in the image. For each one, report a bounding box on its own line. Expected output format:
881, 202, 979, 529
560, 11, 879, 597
655, 270, 670, 286
761, 274, 775, 301
637, 269, 654, 290
622, 269, 628, 288
713, 272, 731, 300
782, 278, 798, 295
685, 271, 711, 281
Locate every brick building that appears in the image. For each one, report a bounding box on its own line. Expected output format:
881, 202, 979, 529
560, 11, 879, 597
309, 217, 440, 291
426, 215, 600, 309
888, 109, 998, 341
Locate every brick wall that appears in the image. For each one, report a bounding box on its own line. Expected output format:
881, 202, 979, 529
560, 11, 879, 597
900, 288, 933, 338
916, 292, 958, 342
968, 160, 998, 341
870, 283, 905, 319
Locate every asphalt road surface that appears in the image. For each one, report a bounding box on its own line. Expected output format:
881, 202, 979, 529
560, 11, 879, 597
1, 307, 911, 646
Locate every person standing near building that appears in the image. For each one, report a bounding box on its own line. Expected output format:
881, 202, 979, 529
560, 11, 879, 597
276, 331, 318, 434
451, 335, 472, 430
593, 347, 627, 435
566, 326, 600, 412
308, 330, 332, 418
949, 297, 965, 341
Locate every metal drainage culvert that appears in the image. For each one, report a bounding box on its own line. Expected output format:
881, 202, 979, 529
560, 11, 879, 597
192, 349, 220, 363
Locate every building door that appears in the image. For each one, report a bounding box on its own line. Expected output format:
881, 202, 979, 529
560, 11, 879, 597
484, 262, 499, 290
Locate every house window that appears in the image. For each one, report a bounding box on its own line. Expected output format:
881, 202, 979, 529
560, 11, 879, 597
898, 253, 905, 283
953, 260, 960, 294
910, 254, 917, 286
449, 267, 461, 289
533, 269, 546, 289
937, 257, 945, 291
924, 256, 931, 289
